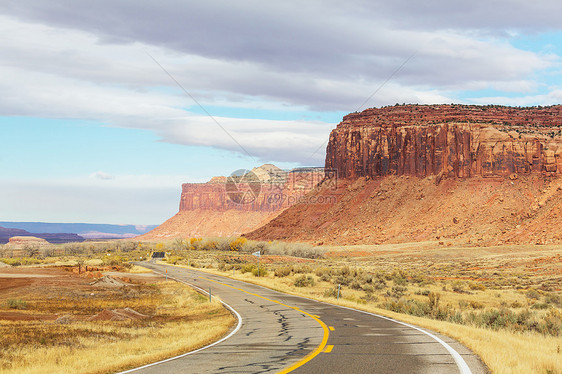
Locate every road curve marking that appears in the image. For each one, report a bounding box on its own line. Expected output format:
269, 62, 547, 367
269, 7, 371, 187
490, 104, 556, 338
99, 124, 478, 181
324, 345, 334, 353
329, 326, 335, 331
115, 269, 243, 374
201, 277, 330, 374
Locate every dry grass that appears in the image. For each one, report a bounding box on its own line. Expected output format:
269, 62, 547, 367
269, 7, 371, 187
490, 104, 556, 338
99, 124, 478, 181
160, 242, 561, 374
0, 276, 235, 374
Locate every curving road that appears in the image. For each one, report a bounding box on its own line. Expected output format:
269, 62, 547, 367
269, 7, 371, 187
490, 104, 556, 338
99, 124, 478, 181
121, 263, 487, 374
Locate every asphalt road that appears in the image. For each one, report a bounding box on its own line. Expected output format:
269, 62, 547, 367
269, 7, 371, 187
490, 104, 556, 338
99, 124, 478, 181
121, 262, 488, 374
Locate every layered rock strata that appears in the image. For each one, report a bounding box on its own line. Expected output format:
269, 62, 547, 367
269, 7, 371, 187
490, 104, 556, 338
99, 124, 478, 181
138, 164, 324, 240
326, 105, 562, 180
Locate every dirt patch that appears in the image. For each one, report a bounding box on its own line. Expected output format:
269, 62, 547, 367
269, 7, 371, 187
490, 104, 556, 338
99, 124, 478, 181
0, 277, 33, 291
90, 275, 128, 288
89, 308, 148, 321
0, 311, 57, 321
0, 262, 9, 268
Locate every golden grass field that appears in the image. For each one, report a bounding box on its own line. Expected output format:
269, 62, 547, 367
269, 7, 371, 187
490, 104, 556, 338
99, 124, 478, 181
156, 239, 561, 374
0, 265, 235, 374
0, 238, 559, 373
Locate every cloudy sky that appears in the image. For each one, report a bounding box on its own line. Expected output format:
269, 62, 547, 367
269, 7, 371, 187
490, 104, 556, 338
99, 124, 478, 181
1, 0, 562, 225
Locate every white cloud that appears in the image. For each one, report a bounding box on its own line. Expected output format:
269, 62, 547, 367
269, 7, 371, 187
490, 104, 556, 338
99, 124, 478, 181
90, 171, 114, 180
0, 4, 559, 164
468, 88, 562, 106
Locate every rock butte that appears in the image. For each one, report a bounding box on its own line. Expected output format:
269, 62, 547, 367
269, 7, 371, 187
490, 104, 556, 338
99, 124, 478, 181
138, 164, 323, 240
327, 104, 562, 180
246, 104, 562, 245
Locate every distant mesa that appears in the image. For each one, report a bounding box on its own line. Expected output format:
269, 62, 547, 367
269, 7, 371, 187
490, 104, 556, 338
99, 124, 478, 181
0, 222, 158, 243
138, 164, 324, 240
3, 236, 50, 249
0, 226, 84, 244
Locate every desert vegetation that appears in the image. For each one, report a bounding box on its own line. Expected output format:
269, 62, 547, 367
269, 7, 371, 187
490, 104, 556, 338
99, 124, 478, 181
138, 238, 560, 374
0, 259, 235, 373
1, 238, 559, 373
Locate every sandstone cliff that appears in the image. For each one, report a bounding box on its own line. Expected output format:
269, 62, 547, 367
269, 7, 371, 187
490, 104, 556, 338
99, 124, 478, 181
247, 105, 562, 245
138, 164, 323, 240
326, 104, 562, 180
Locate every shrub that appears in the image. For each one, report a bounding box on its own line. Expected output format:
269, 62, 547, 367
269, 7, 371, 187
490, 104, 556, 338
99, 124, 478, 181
372, 278, 387, 290
7, 299, 27, 310
165, 256, 182, 265
315, 267, 332, 278
264, 241, 325, 259
531, 302, 550, 310
539, 309, 561, 336
350, 280, 363, 290
391, 269, 408, 285
188, 237, 203, 250
240, 263, 257, 274
294, 275, 316, 287
468, 282, 486, 291
229, 237, 247, 252
274, 266, 293, 277
387, 285, 407, 298
218, 262, 234, 271
324, 287, 342, 299
252, 267, 268, 277
545, 293, 561, 307
526, 289, 541, 300
293, 265, 312, 274
451, 280, 465, 293
334, 274, 352, 286
428, 292, 440, 311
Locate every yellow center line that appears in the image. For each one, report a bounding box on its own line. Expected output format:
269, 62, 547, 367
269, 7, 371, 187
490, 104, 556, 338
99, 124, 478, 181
200, 276, 330, 373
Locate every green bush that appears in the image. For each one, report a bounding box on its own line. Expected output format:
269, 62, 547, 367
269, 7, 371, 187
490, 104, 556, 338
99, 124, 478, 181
252, 267, 268, 277
240, 263, 257, 274
324, 287, 342, 299
525, 289, 541, 300
274, 266, 293, 277
294, 275, 316, 287
7, 299, 27, 310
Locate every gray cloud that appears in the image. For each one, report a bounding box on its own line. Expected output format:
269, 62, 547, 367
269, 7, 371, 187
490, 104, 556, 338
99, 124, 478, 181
0, 1, 560, 164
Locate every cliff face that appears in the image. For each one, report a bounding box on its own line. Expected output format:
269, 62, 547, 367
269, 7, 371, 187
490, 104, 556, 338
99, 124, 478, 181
247, 105, 562, 246
326, 105, 562, 180
138, 165, 324, 240
179, 168, 324, 212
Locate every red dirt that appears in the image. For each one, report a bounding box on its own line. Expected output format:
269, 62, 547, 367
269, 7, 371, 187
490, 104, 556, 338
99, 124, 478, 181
0, 267, 161, 322
247, 174, 562, 246
0, 311, 58, 321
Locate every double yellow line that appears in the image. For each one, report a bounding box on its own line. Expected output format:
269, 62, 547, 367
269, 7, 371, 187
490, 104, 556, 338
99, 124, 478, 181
201, 277, 330, 373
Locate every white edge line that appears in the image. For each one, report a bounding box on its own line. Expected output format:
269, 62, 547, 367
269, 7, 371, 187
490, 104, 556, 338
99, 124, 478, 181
333, 304, 472, 374
135, 265, 471, 374
115, 268, 243, 374
189, 269, 472, 374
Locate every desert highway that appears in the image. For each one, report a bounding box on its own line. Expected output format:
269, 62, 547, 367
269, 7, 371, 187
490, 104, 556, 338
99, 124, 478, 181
122, 263, 487, 374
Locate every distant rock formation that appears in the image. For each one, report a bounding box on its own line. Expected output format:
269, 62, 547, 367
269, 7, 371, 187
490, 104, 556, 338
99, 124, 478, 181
0, 226, 84, 244
3, 236, 50, 249
326, 104, 562, 180
138, 164, 324, 240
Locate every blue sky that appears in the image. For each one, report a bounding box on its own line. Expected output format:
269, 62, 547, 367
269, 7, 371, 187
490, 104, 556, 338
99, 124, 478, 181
1, 0, 562, 224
